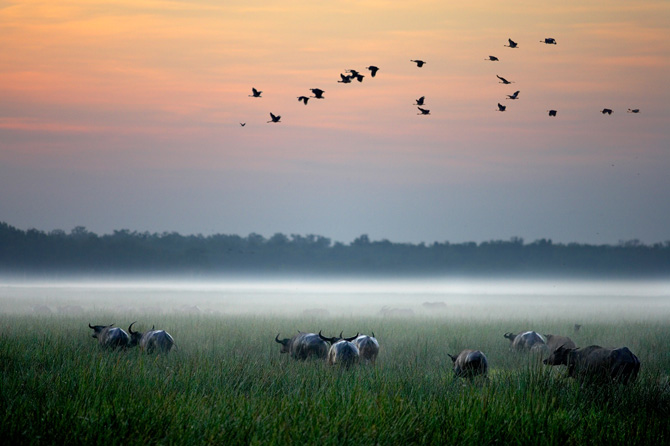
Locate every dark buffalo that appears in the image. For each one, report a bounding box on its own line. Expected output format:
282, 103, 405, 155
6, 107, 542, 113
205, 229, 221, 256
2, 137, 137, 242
319, 331, 360, 367
447, 349, 488, 378
353, 333, 379, 364
504, 331, 547, 353
544, 334, 576, 353
275, 331, 328, 360
543, 345, 640, 384
128, 322, 175, 354
88, 323, 130, 349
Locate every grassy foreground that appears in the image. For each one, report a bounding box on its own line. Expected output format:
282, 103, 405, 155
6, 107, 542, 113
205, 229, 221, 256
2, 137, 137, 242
1, 313, 670, 445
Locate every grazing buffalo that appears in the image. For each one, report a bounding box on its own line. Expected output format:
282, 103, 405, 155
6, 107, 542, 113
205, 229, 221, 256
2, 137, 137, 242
319, 331, 360, 367
543, 345, 640, 384
353, 333, 379, 364
88, 323, 130, 349
275, 331, 329, 360
128, 322, 175, 354
447, 350, 488, 378
504, 331, 547, 353
544, 334, 576, 353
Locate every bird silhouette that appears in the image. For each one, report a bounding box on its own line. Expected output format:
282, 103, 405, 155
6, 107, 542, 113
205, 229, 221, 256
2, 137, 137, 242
345, 70, 364, 82
411, 59, 426, 67
338, 73, 352, 83
505, 38, 518, 48
506, 91, 520, 100
240, 122, 246, 126
497, 75, 514, 84
366, 66, 379, 77
627, 108, 640, 113
497, 103, 506, 112
601, 108, 613, 115
414, 96, 425, 106
297, 96, 309, 105
541, 38, 557, 45
267, 112, 281, 123
249, 87, 262, 98
547, 110, 557, 117
486, 56, 499, 61
417, 107, 431, 115
310, 88, 325, 99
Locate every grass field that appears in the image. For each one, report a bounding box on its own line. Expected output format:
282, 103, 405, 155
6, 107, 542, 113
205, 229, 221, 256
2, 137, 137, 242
1, 280, 670, 445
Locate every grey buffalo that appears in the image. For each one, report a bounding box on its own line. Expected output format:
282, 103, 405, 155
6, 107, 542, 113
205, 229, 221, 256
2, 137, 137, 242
275, 331, 328, 360
128, 322, 175, 354
88, 323, 130, 349
544, 334, 576, 353
504, 331, 547, 353
353, 333, 379, 364
319, 331, 360, 368
543, 345, 640, 384
448, 350, 488, 378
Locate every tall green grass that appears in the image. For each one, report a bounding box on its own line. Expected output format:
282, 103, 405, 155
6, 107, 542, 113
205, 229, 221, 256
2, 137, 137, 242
1, 314, 669, 445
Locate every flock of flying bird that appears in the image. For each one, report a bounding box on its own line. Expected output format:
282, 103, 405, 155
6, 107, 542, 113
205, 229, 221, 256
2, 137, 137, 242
241, 37, 640, 126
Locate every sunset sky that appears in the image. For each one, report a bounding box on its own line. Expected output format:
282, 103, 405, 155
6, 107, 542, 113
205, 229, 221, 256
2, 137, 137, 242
1, 0, 669, 244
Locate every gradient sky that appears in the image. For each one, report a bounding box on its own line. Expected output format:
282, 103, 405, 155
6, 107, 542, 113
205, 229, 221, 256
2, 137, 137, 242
1, 0, 669, 244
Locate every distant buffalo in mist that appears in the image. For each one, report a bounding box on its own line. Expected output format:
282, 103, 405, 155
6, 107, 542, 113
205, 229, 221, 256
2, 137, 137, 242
353, 333, 379, 364
544, 334, 576, 353
448, 350, 488, 378
319, 331, 360, 368
128, 322, 175, 354
275, 331, 328, 360
88, 323, 130, 350
504, 331, 547, 353
543, 345, 640, 384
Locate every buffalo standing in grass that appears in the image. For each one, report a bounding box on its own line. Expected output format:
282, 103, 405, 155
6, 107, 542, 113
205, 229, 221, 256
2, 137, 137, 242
319, 331, 360, 368
88, 323, 130, 350
544, 334, 576, 353
504, 331, 548, 353
353, 333, 379, 364
128, 322, 175, 354
543, 345, 640, 384
447, 350, 488, 378
275, 331, 328, 360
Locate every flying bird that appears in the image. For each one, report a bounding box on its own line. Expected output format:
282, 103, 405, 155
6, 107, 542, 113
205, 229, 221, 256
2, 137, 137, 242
417, 107, 431, 115
240, 122, 246, 126
310, 88, 325, 99
346, 69, 364, 81
601, 108, 613, 115
497, 75, 514, 84
249, 87, 262, 98
506, 91, 520, 100
366, 65, 379, 77
504, 38, 518, 48
627, 108, 640, 113
267, 112, 281, 123
486, 56, 499, 61
547, 110, 557, 117
411, 59, 426, 67
497, 103, 506, 112
414, 96, 425, 106
297, 96, 309, 105
541, 38, 557, 44
338, 73, 352, 83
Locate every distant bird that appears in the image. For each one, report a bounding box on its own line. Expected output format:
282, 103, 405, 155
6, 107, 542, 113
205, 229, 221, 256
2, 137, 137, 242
486, 56, 499, 61
411, 59, 426, 67
338, 73, 352, 83
547, 110, 557, 117
267, 112, 281, 123
601, 108, 613, 115
366, 65, 380, 77
240, 122, 246, 126
505, 38, 518, 48
627, 108, 640, 113
497, 103, 506, 112
297, 96, 309, 105
414, 96, 425, 106
506, 90, 520, 100
417, 107, 431, 115
346, 69, 364, 82
310, 88, 325, 99
541, 38, 557, 45
249, 87, 262, 98
497, 75, 514, 84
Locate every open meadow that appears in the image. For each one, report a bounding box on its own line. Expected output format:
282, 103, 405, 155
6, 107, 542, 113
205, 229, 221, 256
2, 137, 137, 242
1, 279, 670, 445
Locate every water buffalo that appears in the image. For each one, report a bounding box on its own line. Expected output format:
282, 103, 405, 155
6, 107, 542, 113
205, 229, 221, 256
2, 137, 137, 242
447, 350, 488, 378
543, 345, 640, 384
128, 322, 175, 354
353, 333, 379, 364
544, 334, 577, 353
504, 331, 547, 353
88, 323, 130, 349
275, 331, 328, 360
319, 331, 360, 367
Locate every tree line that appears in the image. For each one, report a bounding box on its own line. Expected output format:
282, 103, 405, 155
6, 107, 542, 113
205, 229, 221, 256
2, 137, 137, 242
1, 222, 669, 277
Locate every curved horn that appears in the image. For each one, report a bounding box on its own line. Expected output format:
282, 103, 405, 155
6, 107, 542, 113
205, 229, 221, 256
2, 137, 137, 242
275, 334, 282, 344
318, 330, 332, 344
371, 331, 375, 338
344, 333, 359, 342
88, 323, 94, 329
447, 353, 457, 362
128, 321, 137, 335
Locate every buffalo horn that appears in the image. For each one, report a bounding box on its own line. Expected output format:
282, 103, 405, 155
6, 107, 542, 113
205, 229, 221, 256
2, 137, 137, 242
128, 321, 137, 335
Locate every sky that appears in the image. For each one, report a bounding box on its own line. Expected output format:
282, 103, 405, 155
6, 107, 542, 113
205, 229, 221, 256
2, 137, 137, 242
1, 0, 669, 245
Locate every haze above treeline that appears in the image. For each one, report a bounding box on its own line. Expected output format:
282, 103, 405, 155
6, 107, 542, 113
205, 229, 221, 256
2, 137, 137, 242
1, 222, 669, 278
